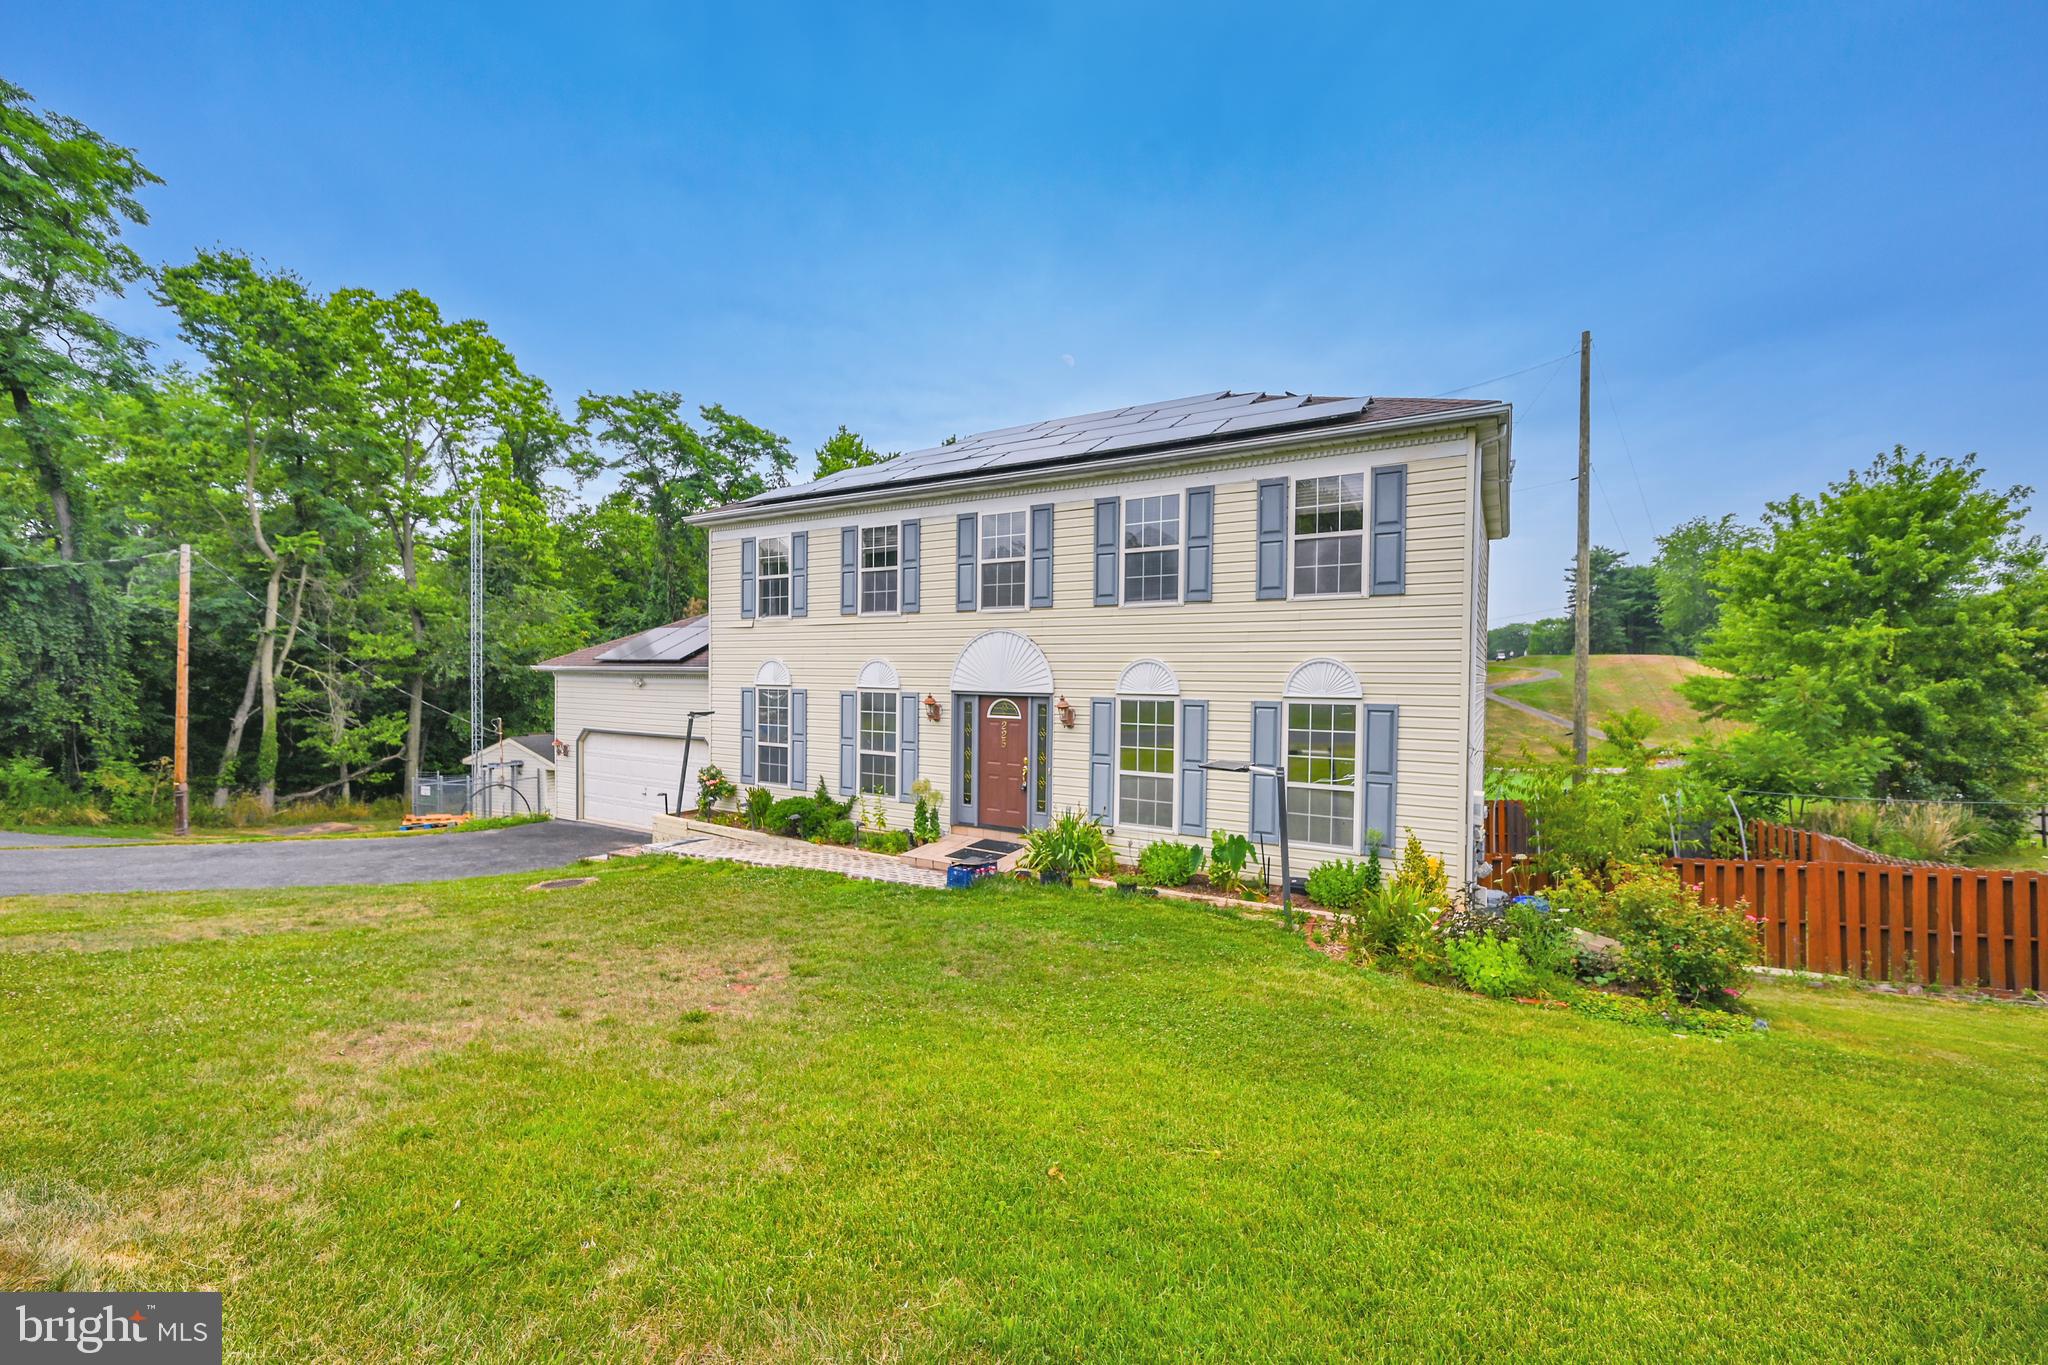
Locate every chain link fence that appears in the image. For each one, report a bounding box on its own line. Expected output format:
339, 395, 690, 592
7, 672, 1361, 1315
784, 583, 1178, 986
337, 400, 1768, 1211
411, 770, 548, 819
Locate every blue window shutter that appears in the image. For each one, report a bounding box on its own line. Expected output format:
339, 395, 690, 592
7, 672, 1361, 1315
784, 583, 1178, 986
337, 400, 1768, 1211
1089, 698, 1114, 822
1363, 704, 1398, 853
1256, 479, 1288, 600
1371, 465, 1407, 595
739, 687, 757, 786
840, 527, 858, 614
956, 512, 978, 611
790, 689, 808, 790
1250, 701, 1280, 839
1178, 700, 1208, 835
790, 531, 808, 618
838, 691, 857, 794
1185, 486, 1214, 602
900, 519, 921, 613
739, 537, 757, 619
1093, 498, 1120, 606
1029, 504, 1054, 607
899, 693, 919, 800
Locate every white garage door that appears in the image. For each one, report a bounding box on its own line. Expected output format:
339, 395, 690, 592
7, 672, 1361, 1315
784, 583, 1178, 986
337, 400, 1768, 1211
579, 732, 705, 832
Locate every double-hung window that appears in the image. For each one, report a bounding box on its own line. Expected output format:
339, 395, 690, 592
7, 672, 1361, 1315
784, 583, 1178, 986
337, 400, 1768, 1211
1117, 698, 1175, 828
756, 537, 791, 617
980, 510, 1027, 608
857, 690, 897, 795
859, 526, 899, 613
1122, 493, 1180, 603
757, 687, 791, 785
1286, 701, 1358, 847
1293, 474, 1364, 596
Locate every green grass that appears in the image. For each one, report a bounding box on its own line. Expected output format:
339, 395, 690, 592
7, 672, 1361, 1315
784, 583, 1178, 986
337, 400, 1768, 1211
1489, 653, 1738, 763
4, 862, 2047, 1360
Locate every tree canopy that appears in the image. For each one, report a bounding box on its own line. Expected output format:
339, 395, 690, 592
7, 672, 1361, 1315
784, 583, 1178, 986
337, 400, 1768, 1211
1684, 448, 2048, 802
0, 82, 836, 817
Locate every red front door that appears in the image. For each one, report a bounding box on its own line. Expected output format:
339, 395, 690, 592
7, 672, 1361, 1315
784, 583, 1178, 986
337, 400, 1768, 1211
977, 697, 1030, 830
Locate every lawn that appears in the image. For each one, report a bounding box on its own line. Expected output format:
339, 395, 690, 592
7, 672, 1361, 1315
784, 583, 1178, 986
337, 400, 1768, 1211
4, 860, 2047, 1361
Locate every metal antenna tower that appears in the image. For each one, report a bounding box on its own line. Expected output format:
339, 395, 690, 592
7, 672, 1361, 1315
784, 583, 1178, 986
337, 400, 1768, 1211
469, 489, 484, 770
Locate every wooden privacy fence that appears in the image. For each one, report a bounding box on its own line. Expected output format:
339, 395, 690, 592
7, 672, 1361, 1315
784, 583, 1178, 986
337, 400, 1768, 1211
1672, 858, 2047, 994
1747, 820, 1943, 867
1480, 801, 2046, 992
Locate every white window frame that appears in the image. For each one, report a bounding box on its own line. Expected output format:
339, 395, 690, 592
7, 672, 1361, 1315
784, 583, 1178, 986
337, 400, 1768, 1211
756, 536, 792, 618
1290, 472, 1367, 600
857, 689, 898, 796
1285, 698, 1361, 850
980, 509, 1028, 611
1116, 694, 1177, 831
757, 686, 792, 786
859, 525, 900, 615
1121, 493, 1181, 606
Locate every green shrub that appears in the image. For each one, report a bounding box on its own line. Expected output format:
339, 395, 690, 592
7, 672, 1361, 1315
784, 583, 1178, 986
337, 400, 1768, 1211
1505, 897, 1577, 977
1565, 990, 1752, 1035
1021, 811, 1115, 879
1354, 883, 1434, 957
743, 786, 774, 831
822, 818, 858, 846
862, 829, 911, 855
1305, 858, 1371, 910
765, 797, 810, 837
1566, 864, 1758, 1004
1445, 935, 1536, 999
1207, 830, 1254, 893
911, 795, 943, 845
1137, 841, 1203, 887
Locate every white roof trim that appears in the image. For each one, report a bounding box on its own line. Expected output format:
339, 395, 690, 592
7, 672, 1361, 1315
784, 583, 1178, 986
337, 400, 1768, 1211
461, 740, 556, 770
1117, 658, 1180, 696
857, 659, 900, 690
1285, 657, 1362, 699
950, 629, 1054, 695
755, 659, 791, 687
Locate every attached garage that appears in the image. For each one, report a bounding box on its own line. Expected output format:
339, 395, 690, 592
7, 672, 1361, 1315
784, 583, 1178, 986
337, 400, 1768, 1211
577, 731, 706, 830
534, 617, 713, 834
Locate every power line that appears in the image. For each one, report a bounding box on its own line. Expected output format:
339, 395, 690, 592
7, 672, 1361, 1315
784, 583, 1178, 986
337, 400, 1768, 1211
1732, 788, 2042, 810
1593, 349, 1661, 545
0, 549, 180, 572
189, 550, 466, 723
1431, 347, 1580, 398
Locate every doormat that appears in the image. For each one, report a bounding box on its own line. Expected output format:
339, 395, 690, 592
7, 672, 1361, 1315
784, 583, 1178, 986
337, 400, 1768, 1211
957, 838, 1023, 858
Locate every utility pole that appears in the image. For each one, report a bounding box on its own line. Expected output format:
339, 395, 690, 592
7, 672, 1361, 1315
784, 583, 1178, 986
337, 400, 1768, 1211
469, 490, 484, 801
1573, 330, 1592, 772
174, 543, 192, 835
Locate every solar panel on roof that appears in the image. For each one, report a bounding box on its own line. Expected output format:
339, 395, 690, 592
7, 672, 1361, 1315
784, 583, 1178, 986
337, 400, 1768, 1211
724, 388, 1501, 512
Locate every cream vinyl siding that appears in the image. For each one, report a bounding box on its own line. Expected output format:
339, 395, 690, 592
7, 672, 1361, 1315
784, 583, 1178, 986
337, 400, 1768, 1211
705, 428, 1489, 879
551, 669, 711, 824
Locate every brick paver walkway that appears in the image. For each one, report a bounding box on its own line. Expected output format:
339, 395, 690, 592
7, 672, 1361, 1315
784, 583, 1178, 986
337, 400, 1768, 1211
652, 831, 949, 889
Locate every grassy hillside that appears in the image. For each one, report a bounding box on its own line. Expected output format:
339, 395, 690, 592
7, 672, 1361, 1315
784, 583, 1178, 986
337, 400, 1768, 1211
1487, 653, 1731, 765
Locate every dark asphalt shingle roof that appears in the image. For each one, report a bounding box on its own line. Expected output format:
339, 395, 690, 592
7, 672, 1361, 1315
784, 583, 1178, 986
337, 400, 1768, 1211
727, 390, 1500, 513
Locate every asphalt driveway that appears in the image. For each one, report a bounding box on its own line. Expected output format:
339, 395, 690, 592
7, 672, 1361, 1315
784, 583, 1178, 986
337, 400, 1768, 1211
0, 821, 648, 895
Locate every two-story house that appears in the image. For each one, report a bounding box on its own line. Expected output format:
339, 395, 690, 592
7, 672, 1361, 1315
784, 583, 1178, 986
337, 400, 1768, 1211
687, 389, 1511, 882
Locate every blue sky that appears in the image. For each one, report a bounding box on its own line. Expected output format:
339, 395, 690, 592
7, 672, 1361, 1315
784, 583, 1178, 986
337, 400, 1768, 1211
16, 2, 2046, 626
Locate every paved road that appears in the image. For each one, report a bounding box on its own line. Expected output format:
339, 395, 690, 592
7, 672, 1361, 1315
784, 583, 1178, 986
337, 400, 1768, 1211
1486, 665, 1608, 742
0, 821, 648, 895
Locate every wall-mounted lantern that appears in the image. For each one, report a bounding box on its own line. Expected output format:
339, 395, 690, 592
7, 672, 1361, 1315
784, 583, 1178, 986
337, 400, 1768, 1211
1055, 695, 1076, 728
923, 694, 941, 722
